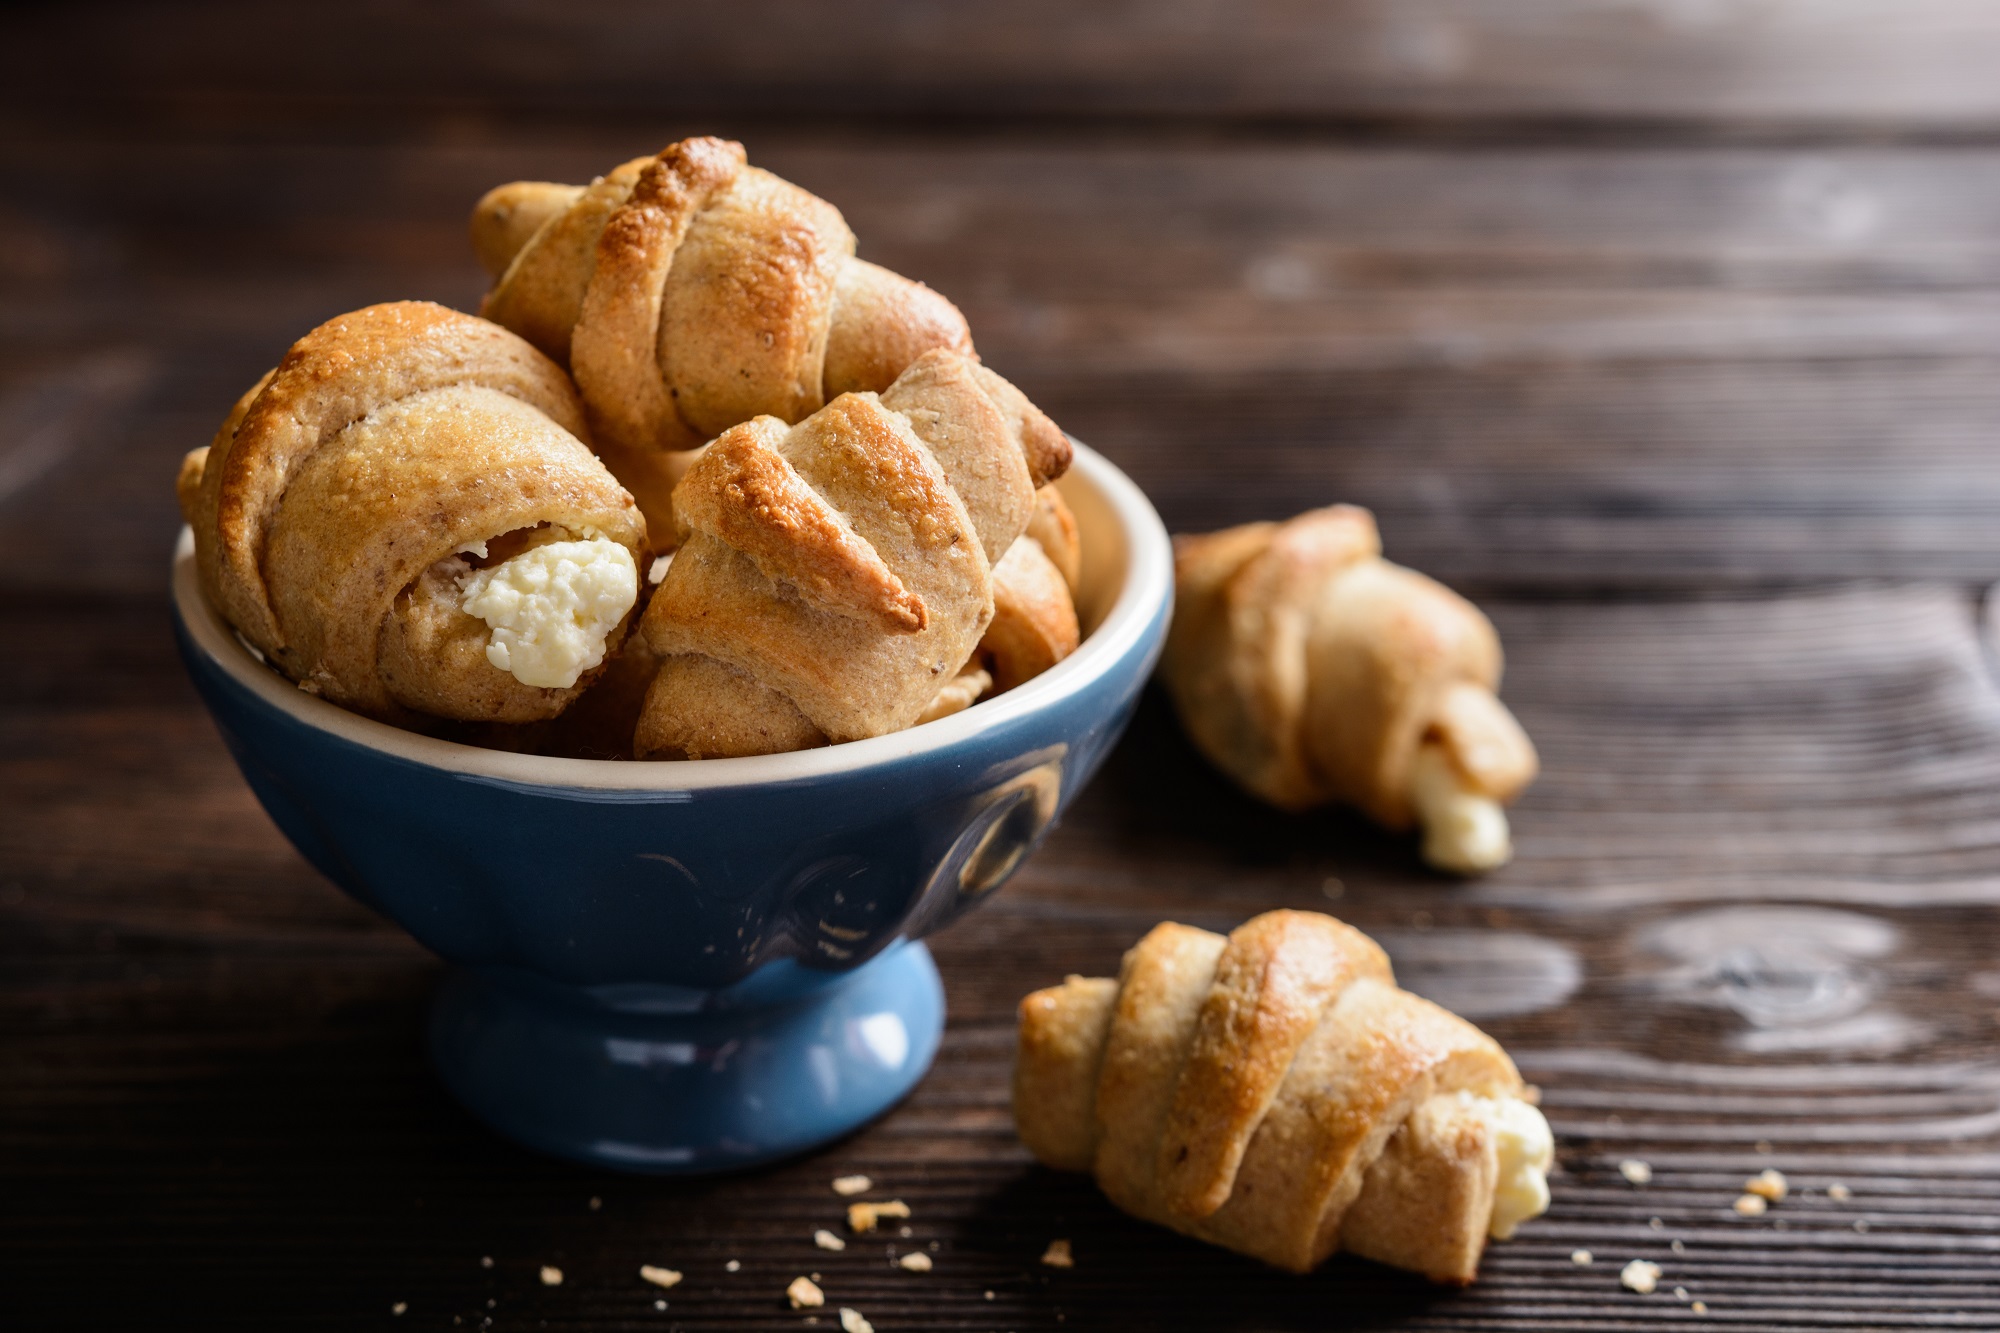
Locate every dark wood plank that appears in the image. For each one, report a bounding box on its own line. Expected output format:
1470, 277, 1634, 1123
12, 1, 2000, 132
7, 587, 2000, 1329
7, 137, 2000, 595
9, 10, 2000, 1329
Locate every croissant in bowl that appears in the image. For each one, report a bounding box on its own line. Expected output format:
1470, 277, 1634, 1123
472, 136, 974, 536
1015, 909, 1553, 1284
635, 348, 1071, 758
177, 301, 649, 725
1163, 505, 1538, 874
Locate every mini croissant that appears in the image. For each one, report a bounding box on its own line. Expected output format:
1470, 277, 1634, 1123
177, 301, 648, 724
1163, 506, 1538, 874
472, 136, 974, 535
1015, 910, 1553, 1284
635, 348, 1070, 758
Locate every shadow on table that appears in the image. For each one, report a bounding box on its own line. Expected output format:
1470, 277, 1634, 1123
954, 1166, 1454, 1332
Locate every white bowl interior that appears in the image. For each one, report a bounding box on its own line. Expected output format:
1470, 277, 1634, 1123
174, 440, 1172, 791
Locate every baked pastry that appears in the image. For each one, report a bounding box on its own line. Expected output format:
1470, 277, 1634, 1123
471, 136, 974, 535
177, 301, 649, 724
1162, 505, 1537, 874
634, 348, 1069, 758
980, 530, 1081, 693
1014, 909, 1552, 1284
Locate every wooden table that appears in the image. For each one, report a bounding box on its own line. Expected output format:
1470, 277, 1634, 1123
7, 4, 2000, 1328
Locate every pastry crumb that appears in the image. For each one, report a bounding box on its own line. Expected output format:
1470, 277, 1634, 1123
1744, 1168, 1788, 1201
832, 1175, 873, 1196
725, 1259, 742, 1272
639, 1265, 682, 1290
1828, 1182, 1853, 1201
1670, 1239, 1685, 1255
896, 1251, 932, 1272
539, 1266, 563, 1286
1618, 1159, 1653, 1185
787, 1276, 825, 1309
1691, 1300, 1709, 1314
391, 1302, 407, 1316
479, 1256, 493, 1269
847, 1200, 910, 1233
1649, 1216, 1663, 1230
1041, 1239, 1074, 1269
1733, 1193, 1767, 1216
1571, 1249, 1593, 1266
814, 1229, 847, 1251
984, 1290, 995, 1300
588, 1196, 602, 1211
1674, 1286, 1689, 1300
653, 1300, 666, 1311
839, 1308, 874, 1333
1620, 1259, 1661, 1294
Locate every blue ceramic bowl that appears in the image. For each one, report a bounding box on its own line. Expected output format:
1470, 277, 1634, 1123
171, 442, 1172, 1172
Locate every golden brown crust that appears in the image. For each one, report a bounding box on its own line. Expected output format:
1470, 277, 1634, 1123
1340, 1093, 1499, 1285
824, 259, 976, 398
197, 301, 593, 655
1155, 911, 1391, 1219
655, 163, 852, 437
1010, 910, 1529, 1283
1024, 485, 1082, 593
470, 181, 585, 279
915, 663, 991, 725
571, 138, 746, 456
1162, 505, 1537, 829
635, 652, 828, 759
674, 417, 927, 634
979, 536, 1079, 692
176, 446, 209, 524
480, 158, 651, 366
1015, 975, 1119, 1172
966, 361, 1070, 488
474, 139, 990, 512
636, 352, 1063, 756
879, 348, 1038, 564
261, 384, 645, 721
184, 303, 646, 725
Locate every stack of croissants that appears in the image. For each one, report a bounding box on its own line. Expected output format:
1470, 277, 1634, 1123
177, 137, 1550, 1282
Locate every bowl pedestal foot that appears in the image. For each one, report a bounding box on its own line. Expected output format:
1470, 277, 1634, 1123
428, 942, 944, 1173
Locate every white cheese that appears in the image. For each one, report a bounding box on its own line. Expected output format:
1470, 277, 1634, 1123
1482, 1094, 1555, 1240
458, 536, 637, 689
1409, 742, 1513, 873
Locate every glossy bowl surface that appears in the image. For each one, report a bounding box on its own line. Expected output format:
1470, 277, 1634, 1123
171, 441, 1172, 1170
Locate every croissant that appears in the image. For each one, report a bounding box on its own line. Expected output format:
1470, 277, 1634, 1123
471, 136, 975, 536
1014, 909, 1553, 1284
1162, 505, 1538, 874
634, 348, 1070, 759
177, 301, 649, 724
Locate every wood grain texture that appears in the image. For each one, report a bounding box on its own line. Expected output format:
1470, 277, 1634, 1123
6, 3, 2000, 1329
13, 1, 2000, 130
8, 588, 2000, 1329
7, 136, 2000, 593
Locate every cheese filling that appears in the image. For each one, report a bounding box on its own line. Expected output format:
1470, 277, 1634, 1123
1409, 742, 1513, 874
1481, 1094, 1555, 1240
457, 536, 638, 689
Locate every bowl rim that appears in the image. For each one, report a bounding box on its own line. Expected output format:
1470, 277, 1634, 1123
172, 439, 1173, 791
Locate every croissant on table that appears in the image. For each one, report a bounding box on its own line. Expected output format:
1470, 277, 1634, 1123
634, 348, 1069, 759
177, 301, 649, 725
1015, 909, 1553, 1285
1162, 505, 1538, 874
471, 136, 974, 537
